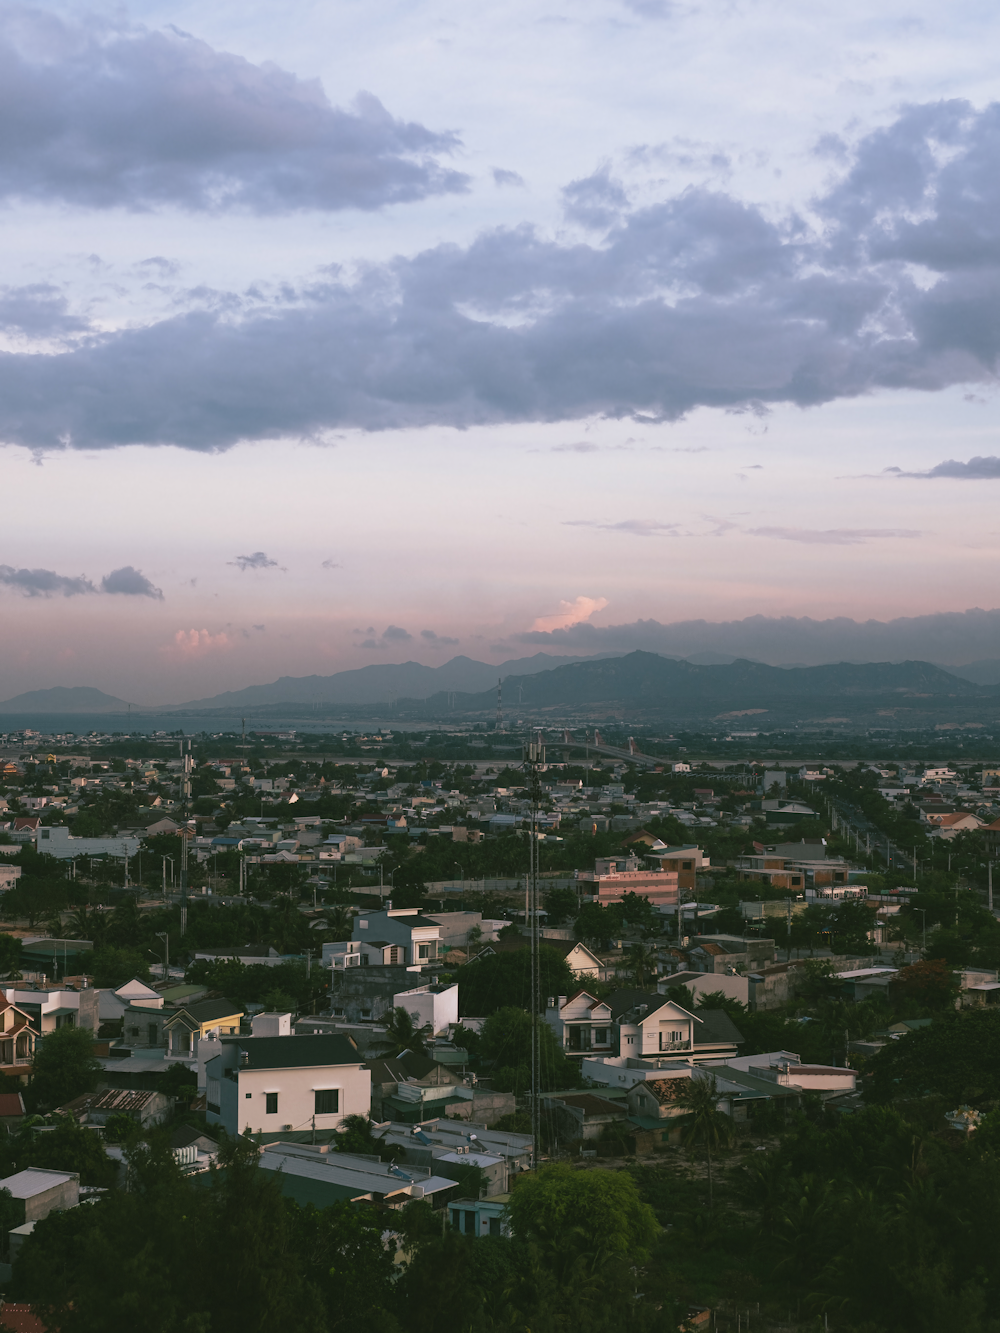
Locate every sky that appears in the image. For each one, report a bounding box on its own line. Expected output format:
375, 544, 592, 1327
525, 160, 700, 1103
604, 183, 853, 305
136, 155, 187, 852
3, 0, 1000, 703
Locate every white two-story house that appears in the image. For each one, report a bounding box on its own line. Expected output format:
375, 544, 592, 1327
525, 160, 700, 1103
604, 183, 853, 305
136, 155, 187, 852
205, 1034, 371, 1144
544, 990, 615, 1058
323, 908, 443, 970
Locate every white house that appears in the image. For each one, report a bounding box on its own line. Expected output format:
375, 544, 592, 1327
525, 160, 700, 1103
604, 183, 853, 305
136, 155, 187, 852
35, 826, 141, 862
346, 908, 444, 966
544, 989, 615, 1058
205, 1034, 371, 1142
98, 977, 163, 1024
392, 983, 459, 1037
612, 994, 745, 1062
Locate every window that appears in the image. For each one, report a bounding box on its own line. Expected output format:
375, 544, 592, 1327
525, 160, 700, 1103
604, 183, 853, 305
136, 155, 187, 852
245, 1092, 252, 1099
594, 1028, 608, 1045
40, 830, 49, 840
464, 1211, 476, 1235
332, 1008, 345, 1017
315, 1089, 338, 1115
129, 1027, 140, 1040
265, 1092, 279, 1115
489, 1217, 501, 1237
361, 1008, 372, 1019
682, 861, 692, 870
418, 944, 429, 959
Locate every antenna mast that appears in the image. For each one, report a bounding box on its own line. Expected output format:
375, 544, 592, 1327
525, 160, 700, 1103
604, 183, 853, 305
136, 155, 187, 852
496, 678, 503, 733
524, 729, 544, 1168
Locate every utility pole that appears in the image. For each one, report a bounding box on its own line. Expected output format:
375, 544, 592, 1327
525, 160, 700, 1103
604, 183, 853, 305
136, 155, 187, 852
156, 932, 169, 983
524, 730, 543, 1170
990, 861, 994, 915
496, 678, 503, 735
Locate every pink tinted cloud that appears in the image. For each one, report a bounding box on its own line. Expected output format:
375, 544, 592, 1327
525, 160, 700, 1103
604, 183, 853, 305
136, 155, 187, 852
531, 595, 608, 632
163, 628, 232, 658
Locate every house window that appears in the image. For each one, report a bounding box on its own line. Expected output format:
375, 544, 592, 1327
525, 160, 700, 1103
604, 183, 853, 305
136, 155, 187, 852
418, 945, 429, 959
361, 1008, 372, 1019
594, 1028, 608, 1045
265, 1092, 279, 1115
129, 1027, 140, 1040
489, 1217, 501, 1237
464, 1211, 476, 1235
333, 1008, 345, 1017
315, 1089, 338, 1115
682, 861, 692, 870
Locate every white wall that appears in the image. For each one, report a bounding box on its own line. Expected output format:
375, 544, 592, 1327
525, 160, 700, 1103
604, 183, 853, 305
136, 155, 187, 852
393, 984, 459, 1036
236, 1062, 371, 1136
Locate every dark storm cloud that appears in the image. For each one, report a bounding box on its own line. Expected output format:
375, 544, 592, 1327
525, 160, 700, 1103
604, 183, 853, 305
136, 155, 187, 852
11, 100, 1000, 449
100, 565, 163, 598
509, 607, 1000, 666
0, 5, 467, 213
0, 564, 95, 596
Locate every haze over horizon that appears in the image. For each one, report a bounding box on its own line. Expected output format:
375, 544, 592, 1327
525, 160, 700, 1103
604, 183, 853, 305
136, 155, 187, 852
3, 0, 1000, 701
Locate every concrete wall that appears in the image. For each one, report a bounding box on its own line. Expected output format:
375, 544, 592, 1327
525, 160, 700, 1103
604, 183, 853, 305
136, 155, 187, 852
329, 965, 416, 1024
393, 984, 459, 1036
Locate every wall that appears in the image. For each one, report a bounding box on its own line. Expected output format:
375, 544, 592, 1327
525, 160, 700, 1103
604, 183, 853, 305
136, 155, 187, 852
393, 984, 459, 1036
210, 1060, 371, 1138
329, 965, 415, 1024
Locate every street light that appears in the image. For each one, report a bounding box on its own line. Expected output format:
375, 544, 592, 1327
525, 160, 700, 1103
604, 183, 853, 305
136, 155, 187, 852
156, 932, 169, 983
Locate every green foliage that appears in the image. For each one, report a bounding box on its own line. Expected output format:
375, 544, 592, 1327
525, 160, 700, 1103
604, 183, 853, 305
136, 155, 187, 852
370, 1005, 431, 1058
506, 1162, 658, 1262
479, 1006, 583, 1093
454, 945, 576, 1017
26, 1025, 103, 1113
24, 1116, 118, 1187
542, 886, 579, 926
88, 945, 151, 988
869, 1008, 1000, 1105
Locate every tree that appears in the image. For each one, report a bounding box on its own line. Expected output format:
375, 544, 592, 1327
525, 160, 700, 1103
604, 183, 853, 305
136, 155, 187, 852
543, 886, 579, 926
25, 1115, 118, 1187
88, 946, 151, 989
890, 958, 960, 1012
26, 1025, 102, 1113
675, 1073, 734, 1210
455, 947, 576, 1017
479, 1007, 582, 1094
626, 942, 658, 988
506, 1162, 658, 1264
370, 1006, 431, 1058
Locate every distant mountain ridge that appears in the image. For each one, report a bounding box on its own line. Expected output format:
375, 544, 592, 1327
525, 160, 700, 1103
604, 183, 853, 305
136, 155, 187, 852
163, 652, 625, 710
0, 686, 138, 714
399, 651, 995, 723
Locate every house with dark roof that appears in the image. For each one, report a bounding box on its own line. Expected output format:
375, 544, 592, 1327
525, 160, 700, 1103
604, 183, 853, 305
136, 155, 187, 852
163, 998, 244, 1059
610, 990, 744, 1063
205, 1034, 370, 1143
544, 990, 614, 1058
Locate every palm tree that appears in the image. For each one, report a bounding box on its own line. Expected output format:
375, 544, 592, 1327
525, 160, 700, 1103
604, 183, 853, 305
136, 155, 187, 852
676, 1073, 734, 1210
626, 942, 658, 988
370, 1005, 432, 1058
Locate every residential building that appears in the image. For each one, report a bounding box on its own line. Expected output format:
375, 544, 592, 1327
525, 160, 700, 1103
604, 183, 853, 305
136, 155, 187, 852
205, 1034, 370, 1143
2, 983, 98, 1035
476, 936, 608, 978
34, 826, 141, 861
258, 1142, 455, 1210
734, 839, 850, 891
98, 976, 163, 1024
610, 991, 745, 1062
544, 989, 614, 1058
392, 983, 459, 1036
449, 1194, 511, 1237
0, 998, 37, 1083
574, 856, 680, 908
374, 1119, 532, 1187
672, 934, 776, 975
543, 1090, 628, 1141
346, 908, 444, 966
163, 998, 244, 1059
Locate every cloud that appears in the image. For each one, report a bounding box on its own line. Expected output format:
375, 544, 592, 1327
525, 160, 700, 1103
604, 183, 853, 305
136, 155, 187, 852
0, 7, 467, 213
421, 629, 460, 644
531, 596, 609, 632
492, 168, 525, 188
0, 565, 95, 597
252, 624, 265, 631
565, 518, 680, 537
360, 624, 414, 650
17, 99, 1000, 450
747, 526, 921, 545
561, 165, 629, 229
508, 607, 1000, 666
0, 284, 89, 339
163, 628, 231, 658
321, 558, 341, 569
893, 456, 1000, 479
100, 565, 164, 598
231, 551, 278, 571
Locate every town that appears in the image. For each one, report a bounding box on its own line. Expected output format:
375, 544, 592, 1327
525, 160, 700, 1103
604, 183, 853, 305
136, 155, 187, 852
0, 724, 996, 1330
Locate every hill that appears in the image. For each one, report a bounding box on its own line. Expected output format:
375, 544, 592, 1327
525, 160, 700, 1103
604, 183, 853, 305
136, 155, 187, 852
0, 686, 137, 714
